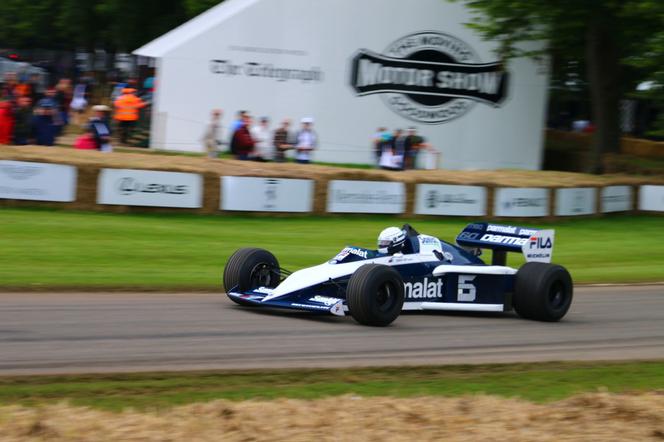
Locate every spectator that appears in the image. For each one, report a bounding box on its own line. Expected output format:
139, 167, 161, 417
12, 96, 34, 145
379, 129, 404, 171
404, 127, 429, 169
294, 117, 317, 164
251, 116, 272, 161
33, 89, 58, 146
202, 109, 223, 158
28, 73, 43, 103
0, 99, 14, 144
74, 127, 97, 150
54, 78, 73, 133
372, 127, 388, 166
273, 119, 293, 162
228, 110, 247, 155
88, 105, 112, 152
70, 81, 88, 126
113, 88, 146, 144
1, 72, 18, 102
230, 113, 254, 160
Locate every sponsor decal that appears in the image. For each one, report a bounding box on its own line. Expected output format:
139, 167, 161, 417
480, 234, 528, 246
426, 190, 477, 208
0, 163, 41, 180
518, 228, 538, 236
503, 197, 546, 210
332, 247, 368, 262
442, 251, 454, 261
291, 303, 331, 310
118, 177, 189, 195
253, 287, 275, 295
486, 224, 517, 234
466, 223, 484, 231
419, 236, 439, 245
404, 277, 444, 299
309, 295, 343, 306
330, 301, 345, 316
389, 255, 417, 264
349, 31, 509, 124
210, 59, 323, 83
521, 229, 554, 263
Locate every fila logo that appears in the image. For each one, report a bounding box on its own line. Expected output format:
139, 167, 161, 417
529, 237, 552, 249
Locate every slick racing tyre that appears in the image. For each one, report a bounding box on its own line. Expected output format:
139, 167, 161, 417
513, 262, 573, 322
347, 264, 405, 326
223, 248, 280, 306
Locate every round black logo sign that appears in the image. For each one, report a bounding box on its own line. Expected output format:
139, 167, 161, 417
350, 31, 509, 124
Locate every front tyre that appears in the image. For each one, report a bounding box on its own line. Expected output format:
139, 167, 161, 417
223, 248, 280, 306
346, 264, 404, 326
513, 262, 573, 322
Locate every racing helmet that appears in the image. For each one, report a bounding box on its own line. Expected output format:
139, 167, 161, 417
377, 227, 406, 255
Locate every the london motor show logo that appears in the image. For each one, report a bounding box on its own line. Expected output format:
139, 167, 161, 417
349, 31, 509, 124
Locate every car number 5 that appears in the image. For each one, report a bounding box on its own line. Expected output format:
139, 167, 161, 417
457, 275, 476, 302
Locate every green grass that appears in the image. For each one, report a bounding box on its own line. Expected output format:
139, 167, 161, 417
0, 208, 662, 289
1, 361, 663, 410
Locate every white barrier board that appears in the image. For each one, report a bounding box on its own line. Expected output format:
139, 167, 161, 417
327, 180, 405, 214
415, 184, 486, 216
601, 185, 632, 213
639, 185, 664, 212
221, 176, 313, 212
97, 168, 202, 208
494, 188, 549, 217
0, 160, 76, 202
555, 187, 596, 216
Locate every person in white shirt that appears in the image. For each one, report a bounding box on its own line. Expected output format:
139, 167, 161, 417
295, 117, 317, 164
251, 116, 272, 161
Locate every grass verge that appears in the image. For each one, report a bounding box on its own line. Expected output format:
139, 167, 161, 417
1, 361, 663, 411
0, 208, 662, 289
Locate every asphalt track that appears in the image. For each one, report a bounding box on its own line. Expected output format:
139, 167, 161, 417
0, 285, 662, 375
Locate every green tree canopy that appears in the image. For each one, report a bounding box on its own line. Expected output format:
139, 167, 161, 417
455, 0, 664, 173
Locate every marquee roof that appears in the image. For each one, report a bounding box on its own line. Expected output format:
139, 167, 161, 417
133, 0, 258, 58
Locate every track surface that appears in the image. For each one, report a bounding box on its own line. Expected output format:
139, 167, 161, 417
0, 286, 662, 375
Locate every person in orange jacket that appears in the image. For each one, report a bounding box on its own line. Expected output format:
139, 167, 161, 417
113, 88, 146, 144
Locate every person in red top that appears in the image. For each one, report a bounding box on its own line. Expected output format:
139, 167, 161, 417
0, 100, 15, 145
231, 114, 255, 160
113, 88, 146, 144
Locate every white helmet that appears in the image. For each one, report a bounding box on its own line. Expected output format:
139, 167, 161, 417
378, 227, 406, 255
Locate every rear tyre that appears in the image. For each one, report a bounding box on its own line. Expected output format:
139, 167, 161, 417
513, 262, 573, 322
223, 248, 280, 306
346, 264, 404, 326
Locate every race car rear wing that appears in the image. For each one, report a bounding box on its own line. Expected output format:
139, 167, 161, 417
456, 223, 554, 265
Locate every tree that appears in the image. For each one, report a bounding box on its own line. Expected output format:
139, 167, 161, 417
456, 0, 664, 173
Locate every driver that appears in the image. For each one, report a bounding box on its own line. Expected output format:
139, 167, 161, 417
377, 227, 407, 255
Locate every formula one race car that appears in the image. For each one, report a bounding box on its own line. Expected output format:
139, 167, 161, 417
223, 223, 573, 326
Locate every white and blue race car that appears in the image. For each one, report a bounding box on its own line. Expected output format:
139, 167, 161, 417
223, 223, 573, 326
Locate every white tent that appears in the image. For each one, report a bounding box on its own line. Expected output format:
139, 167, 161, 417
135, 0, 549, 169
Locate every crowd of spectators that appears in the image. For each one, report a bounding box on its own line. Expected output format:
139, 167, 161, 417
204, 110, 318, 164
373, 126, 431, 170
0, 67, 154, 152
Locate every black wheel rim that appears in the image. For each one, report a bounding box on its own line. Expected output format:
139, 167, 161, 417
250, 263, 273, 288
375, 281, 398, 313
548, 280, 567, 311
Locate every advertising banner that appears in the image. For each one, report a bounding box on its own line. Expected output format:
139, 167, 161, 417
414, 184, 486, 216
601, 185, 633, 213
0, 160, 77, 202
97, 168, 203, 208
555, 187, 596, 216
493, 188, 549, 217
327, 180, 405, 214
221, 176, 313, 212
639, 185, 664, 212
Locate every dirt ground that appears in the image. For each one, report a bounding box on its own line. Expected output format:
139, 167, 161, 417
1, 392, 663, 441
